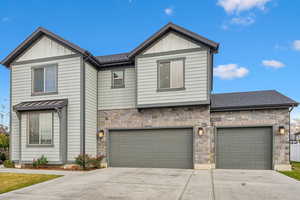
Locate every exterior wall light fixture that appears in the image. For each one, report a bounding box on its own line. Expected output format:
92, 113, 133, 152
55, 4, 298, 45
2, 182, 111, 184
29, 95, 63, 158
98, 130, 105, 139
279, 126, 285, 135
198, 127, 204, 136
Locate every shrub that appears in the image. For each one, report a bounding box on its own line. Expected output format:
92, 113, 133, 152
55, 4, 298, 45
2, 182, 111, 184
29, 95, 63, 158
3, 160, 14, 168
75, 154, 105, 169
75, 154, 90, 169
87, 155, 105, 169
0, 152, 6, 161
32, 155, 48, 168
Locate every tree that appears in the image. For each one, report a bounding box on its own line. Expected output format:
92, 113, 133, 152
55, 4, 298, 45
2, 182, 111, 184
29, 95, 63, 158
0, 133, 9, 150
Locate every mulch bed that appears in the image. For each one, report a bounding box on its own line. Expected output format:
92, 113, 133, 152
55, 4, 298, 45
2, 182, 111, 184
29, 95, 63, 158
22, 165, 99, 171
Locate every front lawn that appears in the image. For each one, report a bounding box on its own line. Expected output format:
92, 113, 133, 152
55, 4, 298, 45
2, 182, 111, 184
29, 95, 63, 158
279, 162, 300, 181
0, 173, 62, 194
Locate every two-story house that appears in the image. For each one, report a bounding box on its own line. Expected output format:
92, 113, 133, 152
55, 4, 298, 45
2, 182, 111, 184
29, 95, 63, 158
1, 22, 298, 170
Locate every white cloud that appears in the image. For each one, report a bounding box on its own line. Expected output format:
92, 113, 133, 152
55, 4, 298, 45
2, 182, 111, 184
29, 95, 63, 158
292, 40, 300, 51
217, 0, 271, 14
214, 64, 249, 80
262, 60, 285, 68
164, 7, 174, 16
230, 15, 255, 25
1, 17, 9, 22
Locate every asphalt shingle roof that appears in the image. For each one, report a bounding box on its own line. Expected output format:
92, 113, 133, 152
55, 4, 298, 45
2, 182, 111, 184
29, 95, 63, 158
96, 53, 130, 65
211, 90, 298, 111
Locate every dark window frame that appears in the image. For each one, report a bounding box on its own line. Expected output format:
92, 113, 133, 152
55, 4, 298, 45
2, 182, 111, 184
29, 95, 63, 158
27, 110, 54, 147
157, 57, 186, 92
31, 64, 58, 96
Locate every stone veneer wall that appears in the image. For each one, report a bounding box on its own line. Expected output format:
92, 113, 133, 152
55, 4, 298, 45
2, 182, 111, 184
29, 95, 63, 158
97, 107, 291, 170
211, 108, 291, 170
97, 106, 214, 169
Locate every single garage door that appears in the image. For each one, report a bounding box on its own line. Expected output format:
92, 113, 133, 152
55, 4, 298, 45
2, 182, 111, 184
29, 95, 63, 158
109, 128, 193, 169
216, 127, 272, 170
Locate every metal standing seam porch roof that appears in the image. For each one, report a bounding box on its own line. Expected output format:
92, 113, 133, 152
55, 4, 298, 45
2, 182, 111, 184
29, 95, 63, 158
13, 99, 68, 112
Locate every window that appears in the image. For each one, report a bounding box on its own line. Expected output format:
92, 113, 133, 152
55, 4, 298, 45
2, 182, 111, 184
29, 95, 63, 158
112, 70, 125, 88
158, 58, 184, 91
32, 65, 57, 94
28, 112, 53, 145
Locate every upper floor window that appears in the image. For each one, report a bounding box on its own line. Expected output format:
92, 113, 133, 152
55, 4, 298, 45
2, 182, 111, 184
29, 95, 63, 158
28, 111, 53, 146
158, 58, 185, 91
32, 65, 57, 95
112, 70, 125, 88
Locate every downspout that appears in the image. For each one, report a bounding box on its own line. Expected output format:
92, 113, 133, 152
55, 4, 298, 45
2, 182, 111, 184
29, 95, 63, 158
289, 106, 294, 163
81, 54, 93, 168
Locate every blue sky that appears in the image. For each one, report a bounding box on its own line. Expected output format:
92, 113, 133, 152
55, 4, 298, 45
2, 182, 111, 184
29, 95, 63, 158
0, 0, 299, 125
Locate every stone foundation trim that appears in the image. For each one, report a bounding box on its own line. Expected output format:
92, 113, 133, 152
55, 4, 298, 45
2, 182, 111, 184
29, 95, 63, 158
194, 164, 216, 170
274, 164, 292, 171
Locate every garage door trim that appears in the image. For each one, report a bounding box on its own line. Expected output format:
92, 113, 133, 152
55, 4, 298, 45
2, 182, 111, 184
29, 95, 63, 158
106, 126, 194, 168
215, 125, 274, 170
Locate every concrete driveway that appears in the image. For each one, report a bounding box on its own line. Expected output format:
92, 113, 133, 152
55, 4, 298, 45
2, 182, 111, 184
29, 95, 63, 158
1, 168, 300, 200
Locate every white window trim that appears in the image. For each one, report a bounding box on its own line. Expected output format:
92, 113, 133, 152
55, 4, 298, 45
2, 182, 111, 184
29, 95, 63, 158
111, 69, 125, 89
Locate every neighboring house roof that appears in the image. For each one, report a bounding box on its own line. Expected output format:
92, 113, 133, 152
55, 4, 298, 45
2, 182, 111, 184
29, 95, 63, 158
294, 132, 300, 136
13, 99, 68, 112
1, 22, 219, 68
211, 90, 299, 111
1, 27, 101, 67
128, 22, 219, 58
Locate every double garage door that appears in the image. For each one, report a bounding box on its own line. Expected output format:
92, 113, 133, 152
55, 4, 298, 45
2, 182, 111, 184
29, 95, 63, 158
108, 127, 273, 170
109, 128, 193, 169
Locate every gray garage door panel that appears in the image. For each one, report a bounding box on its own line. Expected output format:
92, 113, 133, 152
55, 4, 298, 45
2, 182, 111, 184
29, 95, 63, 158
109, 129, 193, 169
216, 127, 272, 170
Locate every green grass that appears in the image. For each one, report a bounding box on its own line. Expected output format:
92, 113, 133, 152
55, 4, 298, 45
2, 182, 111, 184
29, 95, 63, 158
0, 173, 62, 194
279, 162, 300, 181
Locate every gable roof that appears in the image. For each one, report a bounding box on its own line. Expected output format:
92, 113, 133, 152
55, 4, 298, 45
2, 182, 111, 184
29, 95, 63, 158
1, 27, 101, 67
211, 90, 298, 111
128, 22, 219, 58
1, 22, 219, 68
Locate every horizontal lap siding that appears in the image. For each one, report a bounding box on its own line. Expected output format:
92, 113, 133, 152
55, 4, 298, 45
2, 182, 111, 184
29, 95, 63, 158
137, 50, 208, 106
85, 63, 97, 156
11, 56, 81, 162
20, 112, 60, 161
99, 67, 136, 110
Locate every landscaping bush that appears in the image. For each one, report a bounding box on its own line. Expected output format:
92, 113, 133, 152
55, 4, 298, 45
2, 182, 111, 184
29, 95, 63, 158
75, 154, 105, 169
75, 154, 90, 169
32, 155, 48, 168
0, 152, 6, 162
87, 155, 105, 169
3, 160, 14, 168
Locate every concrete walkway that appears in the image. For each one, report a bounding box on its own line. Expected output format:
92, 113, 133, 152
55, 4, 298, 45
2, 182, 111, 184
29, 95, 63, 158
0, 168, 300, 200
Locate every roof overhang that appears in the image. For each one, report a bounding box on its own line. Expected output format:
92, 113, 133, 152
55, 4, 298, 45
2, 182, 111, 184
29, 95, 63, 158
13, 99, 68, 112
211, 104, 298, 112
128, 22, 219, 59
1, 27, 101, 68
